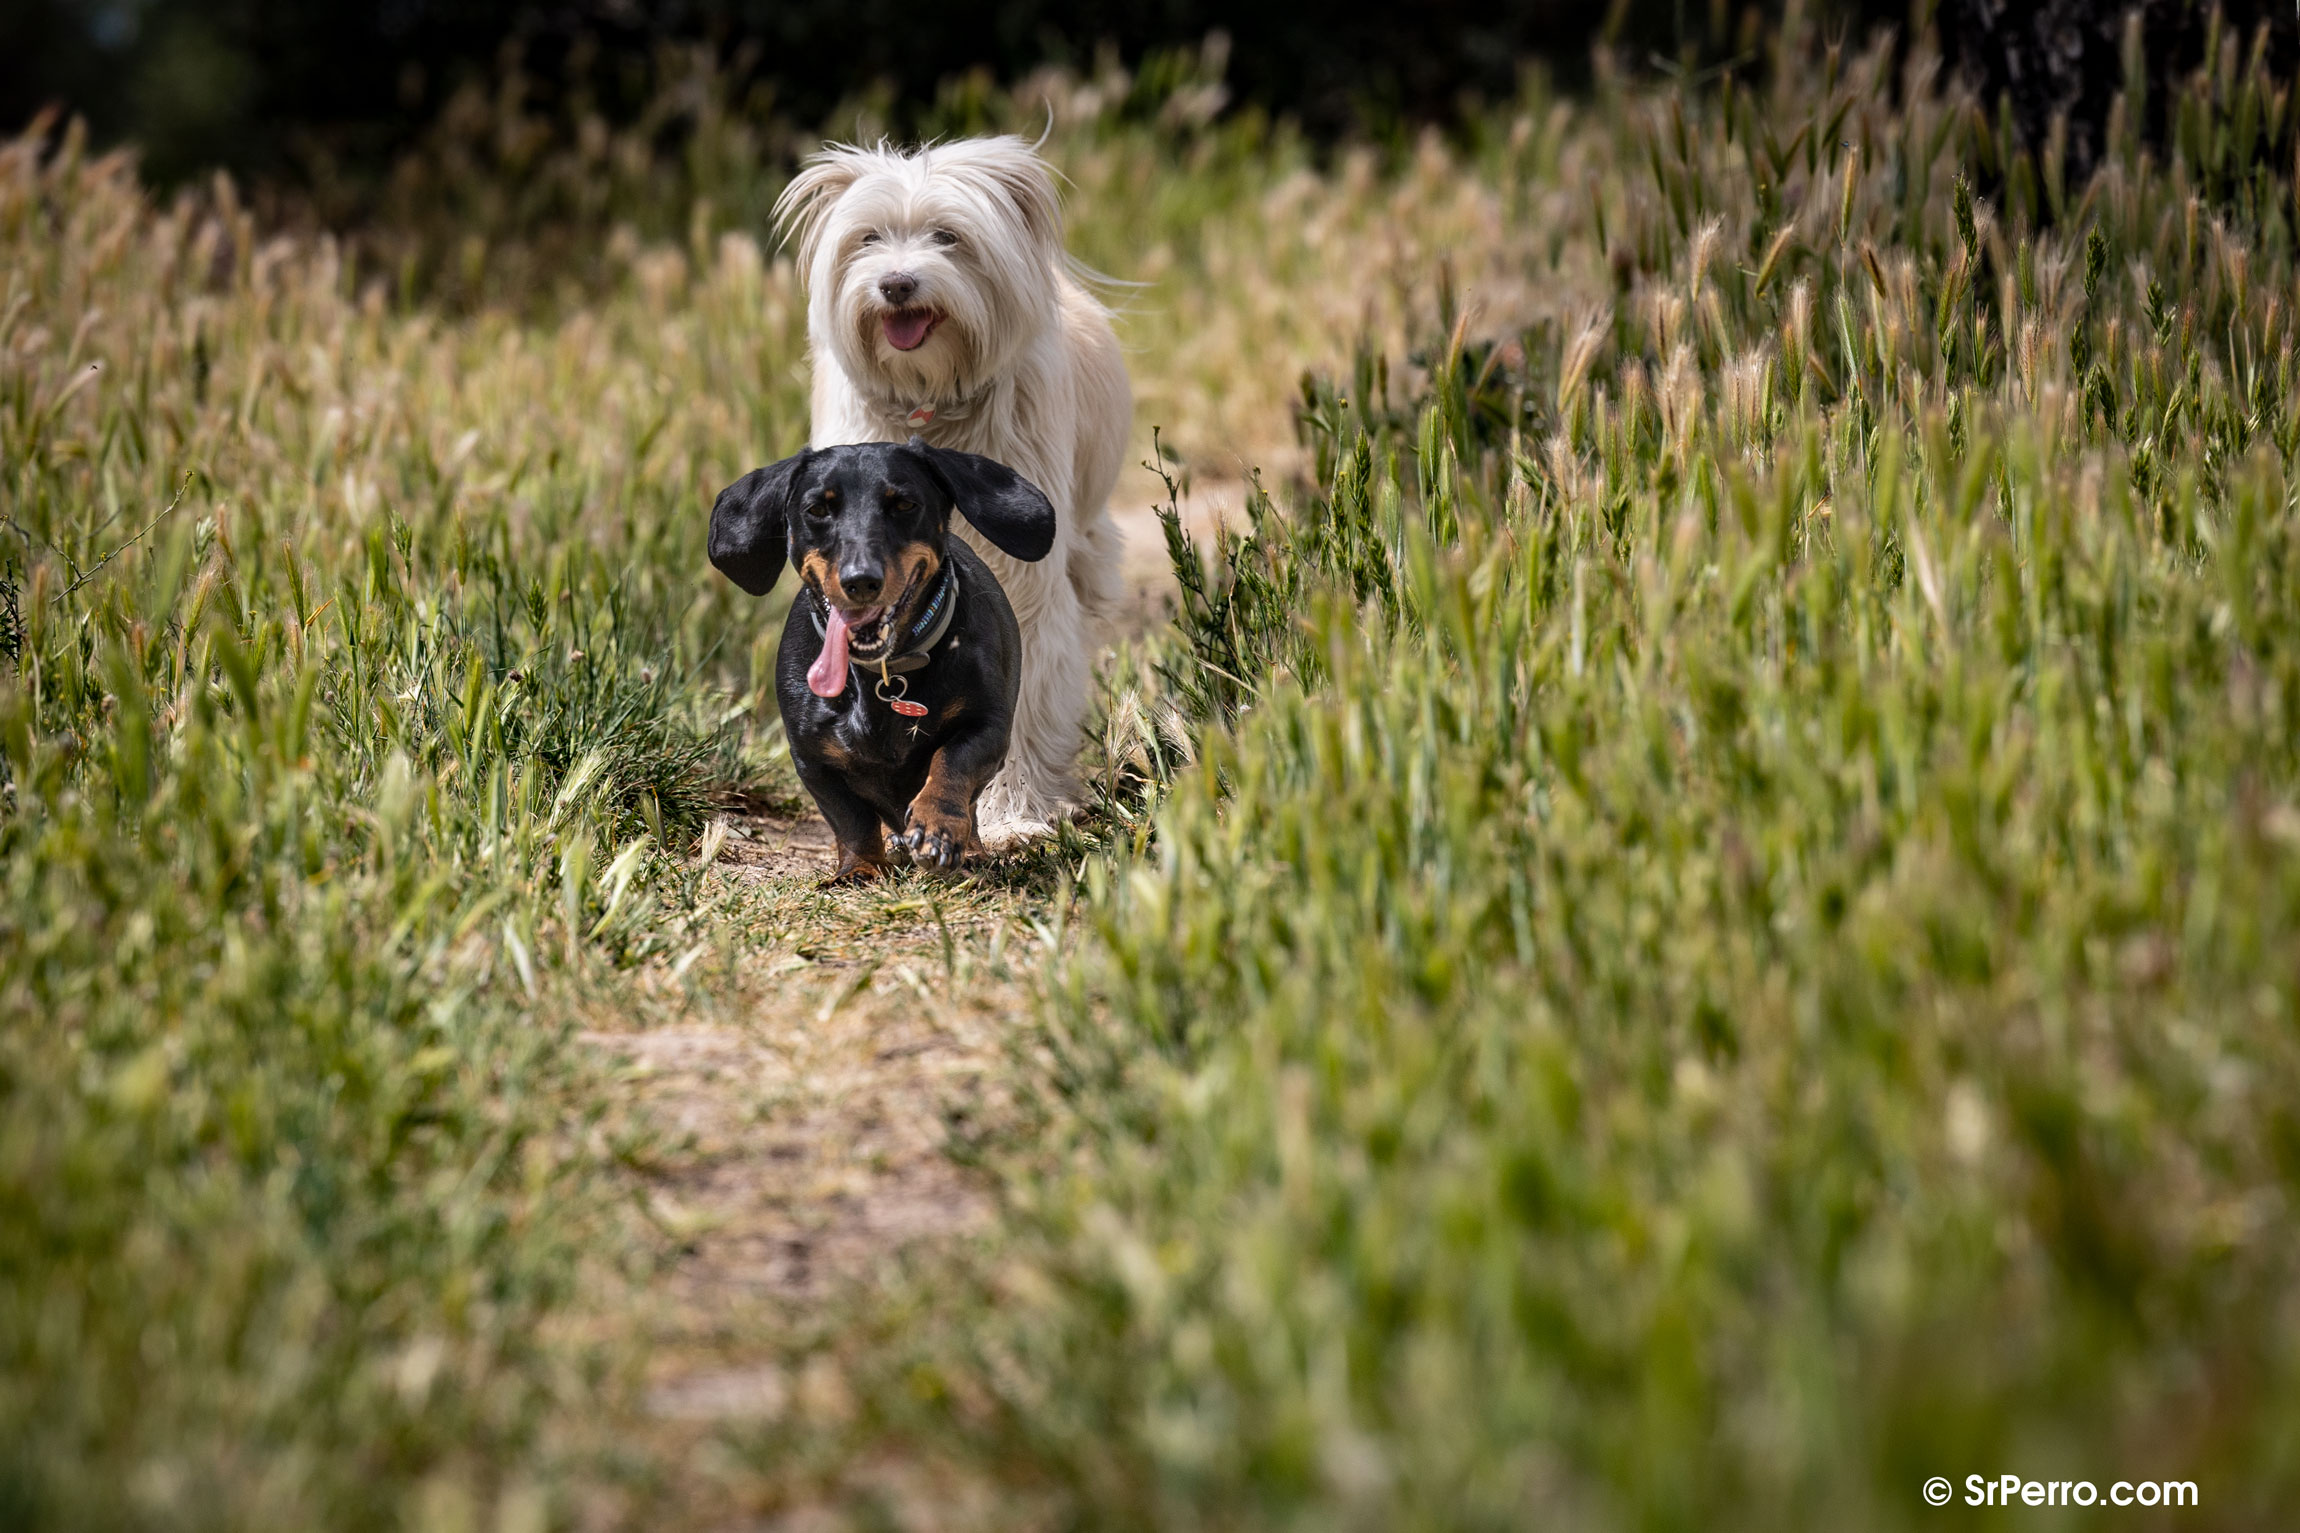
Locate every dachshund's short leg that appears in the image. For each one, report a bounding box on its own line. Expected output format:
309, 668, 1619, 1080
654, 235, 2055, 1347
795, 758, 891, 884
891, 726, 1006, 871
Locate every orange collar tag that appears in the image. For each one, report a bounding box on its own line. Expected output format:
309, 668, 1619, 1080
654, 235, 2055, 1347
905, 405, 936, 427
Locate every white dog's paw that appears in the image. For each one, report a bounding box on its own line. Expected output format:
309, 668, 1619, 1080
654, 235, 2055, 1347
975, 773, 1079, 852
976, 815, 1057, 853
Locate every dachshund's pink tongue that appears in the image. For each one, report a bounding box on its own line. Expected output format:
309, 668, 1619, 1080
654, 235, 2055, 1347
809, 606, 851, 697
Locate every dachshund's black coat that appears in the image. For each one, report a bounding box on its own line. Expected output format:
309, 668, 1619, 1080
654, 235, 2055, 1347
709, 439, 1054, 880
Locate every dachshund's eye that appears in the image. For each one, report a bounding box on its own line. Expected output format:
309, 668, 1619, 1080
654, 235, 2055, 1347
806, 499, 833, 519
930, 229, 958, 248
893, 499, 916, 513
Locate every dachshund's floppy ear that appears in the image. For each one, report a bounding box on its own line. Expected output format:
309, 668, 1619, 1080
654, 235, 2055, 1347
708, 450, 809, 595
912, 438, 1057, 562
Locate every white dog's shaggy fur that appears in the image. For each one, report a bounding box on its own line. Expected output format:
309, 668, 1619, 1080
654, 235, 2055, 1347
775, 135, 1130, 844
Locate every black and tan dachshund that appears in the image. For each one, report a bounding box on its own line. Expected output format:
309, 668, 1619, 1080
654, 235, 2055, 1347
708, 439, 1055, 881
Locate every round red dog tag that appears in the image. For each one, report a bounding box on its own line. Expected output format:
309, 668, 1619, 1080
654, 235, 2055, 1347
888, 698, 929, 717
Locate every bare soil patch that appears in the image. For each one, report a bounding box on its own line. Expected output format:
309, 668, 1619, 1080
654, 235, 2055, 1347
579, 811, 1045, 1450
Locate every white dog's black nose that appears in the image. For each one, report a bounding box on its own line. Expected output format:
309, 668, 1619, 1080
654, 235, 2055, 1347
877, 271, 919, 306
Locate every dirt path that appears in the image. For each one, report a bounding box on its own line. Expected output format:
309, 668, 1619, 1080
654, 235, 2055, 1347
572, 516, 1202, 1519
579, 811, 1045, 1464
590, 486, 1219, 1380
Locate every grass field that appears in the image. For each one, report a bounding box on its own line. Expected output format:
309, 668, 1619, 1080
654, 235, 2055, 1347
7, 14, 2300, 1531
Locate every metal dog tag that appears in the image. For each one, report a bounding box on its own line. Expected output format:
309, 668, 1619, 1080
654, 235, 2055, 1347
875, 673, 929, 716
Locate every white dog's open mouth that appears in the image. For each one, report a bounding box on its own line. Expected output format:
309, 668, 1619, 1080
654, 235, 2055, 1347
882, 308, 942, 352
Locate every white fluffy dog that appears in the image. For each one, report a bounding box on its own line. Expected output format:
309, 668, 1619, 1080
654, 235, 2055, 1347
774, 135, 1130, 844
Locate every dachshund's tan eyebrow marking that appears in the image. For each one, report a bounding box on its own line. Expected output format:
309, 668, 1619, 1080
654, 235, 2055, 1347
891, 541, 940, 586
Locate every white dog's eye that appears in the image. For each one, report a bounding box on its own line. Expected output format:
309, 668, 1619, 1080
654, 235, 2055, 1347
930, 230, 958, 247
859, 231, 881, 246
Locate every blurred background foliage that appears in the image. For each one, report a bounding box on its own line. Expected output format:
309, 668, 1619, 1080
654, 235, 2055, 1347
5, 0, 1705, 190
6, 2, 2297, 294
2, 2, 2285, 201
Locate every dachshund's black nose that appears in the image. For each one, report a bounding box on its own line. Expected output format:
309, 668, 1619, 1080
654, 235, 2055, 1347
838, 564, 884, 604
877, 271, 919, 306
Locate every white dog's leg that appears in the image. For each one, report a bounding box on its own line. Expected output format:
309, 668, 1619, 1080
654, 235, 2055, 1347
976, 587, 1090, 846
1066, 498, 1126, 629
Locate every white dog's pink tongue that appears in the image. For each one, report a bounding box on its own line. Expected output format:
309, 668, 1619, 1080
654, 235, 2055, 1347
883, 310, 935, 351
809, 606, 852, 697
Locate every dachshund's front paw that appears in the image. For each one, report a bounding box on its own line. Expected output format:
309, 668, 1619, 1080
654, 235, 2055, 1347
891, 809, 971, 871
